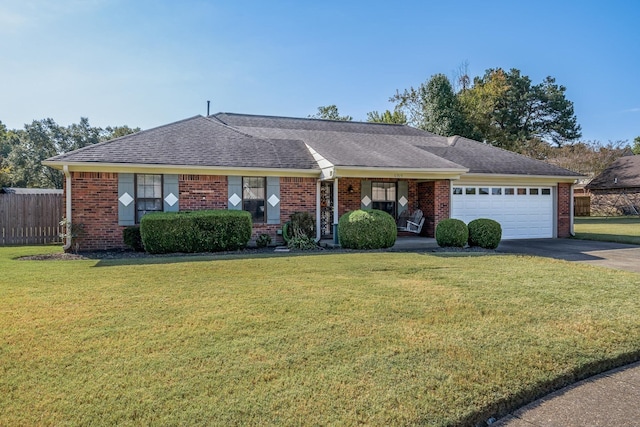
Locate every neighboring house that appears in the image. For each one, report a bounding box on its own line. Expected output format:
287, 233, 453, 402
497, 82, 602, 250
586, 155, 640, 215
43, 113, 582, 251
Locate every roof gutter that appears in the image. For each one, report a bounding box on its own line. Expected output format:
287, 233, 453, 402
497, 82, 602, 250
63, 165, 72, 252
41, 160, 320, 178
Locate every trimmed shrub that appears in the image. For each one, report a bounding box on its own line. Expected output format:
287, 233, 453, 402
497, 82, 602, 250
140, 210, 252, 254
287, 235, 317, 250
338, 209, 397, 249
435, 219, 468, 248
256, 233, 272, 248
468, 218, 502, 249
123, 226, 144, 252
290, 211, 315, 239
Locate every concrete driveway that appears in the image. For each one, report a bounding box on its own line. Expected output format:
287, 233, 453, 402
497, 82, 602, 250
497, 239, 640, 274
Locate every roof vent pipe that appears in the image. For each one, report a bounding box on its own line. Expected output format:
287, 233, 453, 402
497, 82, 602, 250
207, 100, 210, 116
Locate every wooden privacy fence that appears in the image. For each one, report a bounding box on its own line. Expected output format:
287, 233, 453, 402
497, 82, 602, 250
574, 195, 591, 217
0, 193, 63, 245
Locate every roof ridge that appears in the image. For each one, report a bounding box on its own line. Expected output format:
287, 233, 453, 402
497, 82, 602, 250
212, 111, 411, 128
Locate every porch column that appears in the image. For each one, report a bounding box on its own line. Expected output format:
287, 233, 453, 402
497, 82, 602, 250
333, 178, 339, 244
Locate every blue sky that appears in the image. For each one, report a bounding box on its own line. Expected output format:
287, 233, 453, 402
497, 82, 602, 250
1, 0, 638, 144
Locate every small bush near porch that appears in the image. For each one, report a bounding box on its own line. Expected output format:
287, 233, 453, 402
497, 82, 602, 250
1, 247, 639, 426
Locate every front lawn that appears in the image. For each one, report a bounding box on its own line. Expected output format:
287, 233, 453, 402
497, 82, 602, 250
574, 216, 640, 245
1, 246, 639, 426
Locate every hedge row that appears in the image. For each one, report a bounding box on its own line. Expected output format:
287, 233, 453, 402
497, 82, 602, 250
139, 210, 252, 254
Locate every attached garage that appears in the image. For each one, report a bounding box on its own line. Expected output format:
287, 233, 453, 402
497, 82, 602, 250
451, 185, 556, 239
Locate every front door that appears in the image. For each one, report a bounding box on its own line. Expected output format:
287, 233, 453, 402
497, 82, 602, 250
320, 181, 334, 238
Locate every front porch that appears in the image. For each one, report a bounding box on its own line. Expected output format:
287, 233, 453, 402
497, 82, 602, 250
316, 178, 451, 242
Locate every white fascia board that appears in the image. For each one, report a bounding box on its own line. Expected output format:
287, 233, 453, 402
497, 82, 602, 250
334, 166, 468, 180
42, 161, 321, 178
458, 173, 582, 185
304, 143, 335, 180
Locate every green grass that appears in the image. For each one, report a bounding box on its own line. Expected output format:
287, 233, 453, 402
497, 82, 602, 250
574, 216, 640, 245
1, 246, 639, 426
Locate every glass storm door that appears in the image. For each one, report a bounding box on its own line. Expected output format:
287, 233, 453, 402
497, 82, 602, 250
320, 181, 334, 238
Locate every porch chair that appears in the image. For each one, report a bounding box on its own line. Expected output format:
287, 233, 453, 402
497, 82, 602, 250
405, 209, 424, 234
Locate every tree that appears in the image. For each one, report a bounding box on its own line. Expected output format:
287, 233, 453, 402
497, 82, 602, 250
0, 121, 12, 187
308, 105, 352, 121
366, 109, 407, 124
390, 74, 474, 137
4, 118, 139, 189
542, 140, 631, 177
632, 136, 640, 155
103, 125, 141, 141
459, 68, 581, 150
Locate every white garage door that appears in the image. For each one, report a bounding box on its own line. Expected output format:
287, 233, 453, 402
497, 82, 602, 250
451, 185, 555, 239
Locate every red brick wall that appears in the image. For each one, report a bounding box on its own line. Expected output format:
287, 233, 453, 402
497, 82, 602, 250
68, 174, 318, 250
337, 178, 419, 217
179, 174, 228, 210
417, 180, 450, 237
70, 172, 121, 251
557, 183, 572, 238
254, 177, 317, 243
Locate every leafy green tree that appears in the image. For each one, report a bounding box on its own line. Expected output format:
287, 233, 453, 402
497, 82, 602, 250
5, 117, 139, 189
308, 105, 353, 121
390, 74, 473, 137
632, 136, 640, 155
103, 125, 141, 141
0, 121, 12, 187
459, 68, 581, 150
366, 109, 407, 124
541, 140, 630, 177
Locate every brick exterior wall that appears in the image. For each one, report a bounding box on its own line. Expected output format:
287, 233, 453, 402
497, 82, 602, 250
179, 174, 227, 210
557, 183, 572, 238
253, 177, 316, 244
67, 173, 317, 250
417, 180, 450, 237
70, 172, 121, 251
337, 178, 419, 216
589, 188, 640, 216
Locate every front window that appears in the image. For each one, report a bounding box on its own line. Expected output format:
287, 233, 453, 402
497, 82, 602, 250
136, 174, 162, 222
372, 182, 396, 218
243, 177, 265, 223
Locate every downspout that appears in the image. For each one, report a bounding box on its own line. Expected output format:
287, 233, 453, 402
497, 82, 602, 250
63, 165, 72, 251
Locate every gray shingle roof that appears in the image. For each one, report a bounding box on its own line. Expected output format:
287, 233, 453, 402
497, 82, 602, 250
46, 116, 318, 170
213, 113, 465, 170
412, 136, 582, 177
46, 112, 582, 179
214, 113, 580, 177
586, 155, 640, 189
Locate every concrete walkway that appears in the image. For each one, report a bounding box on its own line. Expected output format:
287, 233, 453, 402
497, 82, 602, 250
493, 362, 640, 427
